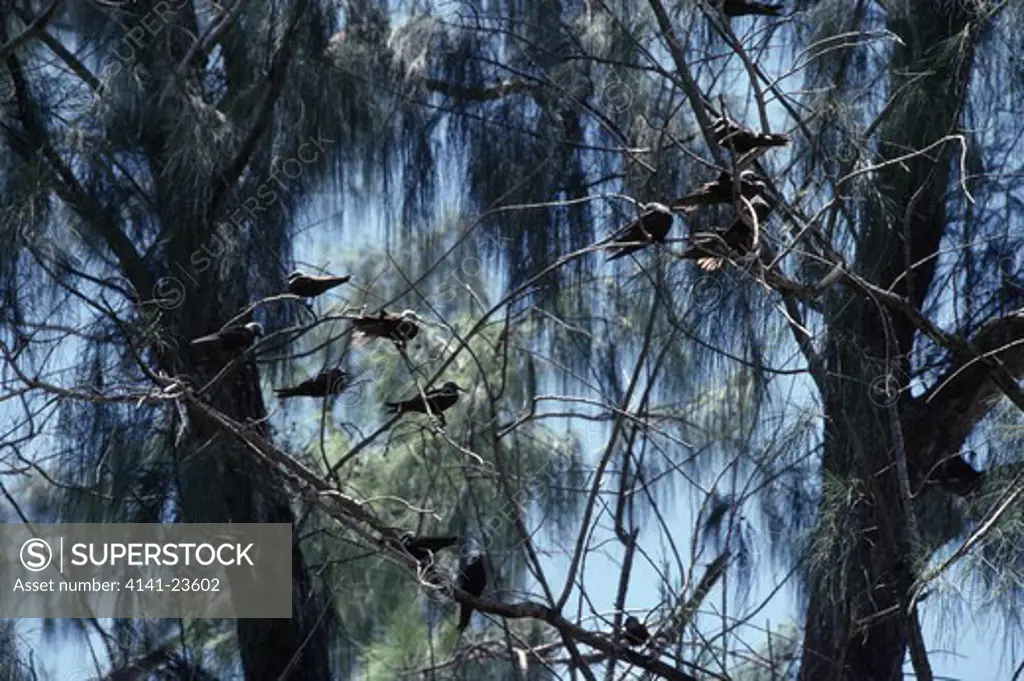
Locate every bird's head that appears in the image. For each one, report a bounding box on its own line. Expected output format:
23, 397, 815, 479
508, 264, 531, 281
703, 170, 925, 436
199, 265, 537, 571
442, 381, 464, 394
245, 322, 265, 337
461, 549, 483, 567
745, 174, 770, 194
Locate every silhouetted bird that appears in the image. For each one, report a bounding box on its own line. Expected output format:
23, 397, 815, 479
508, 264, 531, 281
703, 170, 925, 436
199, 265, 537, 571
932, 453, 983, 496
189, 322, 263, 353
457, 552, 487, 631
712, 117, 789, 154
605, 203, 675, 261
680, 194, 772, 270
351, 309, 420, 347
275, 368, 351, 398
286, 270, 351, 298
671, 170, 767, 209
623, 616, 650, 646
719, 0, 784, 17
385, 381, 463, 427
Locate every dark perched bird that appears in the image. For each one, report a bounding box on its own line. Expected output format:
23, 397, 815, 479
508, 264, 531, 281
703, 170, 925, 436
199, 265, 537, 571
385, 382, 463, 427
275, 368, 351, 399
351, 309, 420, 347
931, 453, 983, 496
390, 533, 459, 564
712, 117, 789, 154
680, 193, 773, 270
671, 170, 767, 209
623, 616, 650, 647
189, 322, 264, 353
457, 552, 487, 631
719, 0, 784, 17
286, 270, 351, 298
605, 203, 675, 261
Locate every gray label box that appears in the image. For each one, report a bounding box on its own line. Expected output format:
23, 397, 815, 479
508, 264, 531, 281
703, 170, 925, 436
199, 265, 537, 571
1, 524, 292, 618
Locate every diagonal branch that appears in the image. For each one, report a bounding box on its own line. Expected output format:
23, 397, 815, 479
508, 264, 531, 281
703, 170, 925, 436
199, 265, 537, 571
1, 48, 152, 296
645, 0, 727, 168
185, 391, 702, 681
0, 0, 64, 62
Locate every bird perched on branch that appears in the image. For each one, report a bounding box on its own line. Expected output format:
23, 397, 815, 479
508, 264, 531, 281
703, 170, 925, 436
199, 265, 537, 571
385, 381, 463, 427
718, 0, 784, 17
351, 309, 420, 348
623, 616, 650, 646
285, 270, 351, 298
671, 170, 767, 209
712, 117, 789, 154
275, 368, 351, 399
457, 551, 487, 631
604, 203, 675, 261
680, 193, 773, 270
190, 322, 264, 353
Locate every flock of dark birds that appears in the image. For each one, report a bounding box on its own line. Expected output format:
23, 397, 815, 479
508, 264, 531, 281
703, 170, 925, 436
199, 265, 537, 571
183, 0, 790, 644
603, 115, 784, 272
187, 270, 476, 625
176, 0, 989, 656
183, 117, 787, 643
188, 272, 463, 421
188, 109, 788, 470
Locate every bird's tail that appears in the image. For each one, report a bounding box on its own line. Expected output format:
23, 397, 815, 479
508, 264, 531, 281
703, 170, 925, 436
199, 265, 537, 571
759, 133, 789, 146
275, 387, 300, 398
457, 603, 473, 631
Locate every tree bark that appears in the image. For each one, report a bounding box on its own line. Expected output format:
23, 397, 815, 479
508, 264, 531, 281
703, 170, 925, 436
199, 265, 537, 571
798, 4, 979, 679
173, 341, 333, 681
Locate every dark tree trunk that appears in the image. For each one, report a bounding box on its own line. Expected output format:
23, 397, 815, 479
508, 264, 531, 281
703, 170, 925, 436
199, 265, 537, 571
173, 349, 333, 681
1, 4, 334, 675
798, 5, 978, 679
136, 1, 334, 675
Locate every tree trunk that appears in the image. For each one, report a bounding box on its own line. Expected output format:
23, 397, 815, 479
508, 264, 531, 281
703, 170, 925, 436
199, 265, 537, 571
2, 9, 334, 674
798, 5, 977, 679
173, 346, 333, 681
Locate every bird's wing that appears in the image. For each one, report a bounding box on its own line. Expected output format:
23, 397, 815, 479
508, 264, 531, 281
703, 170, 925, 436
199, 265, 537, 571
190, 333, 221, 345
608, 216, 644, 243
